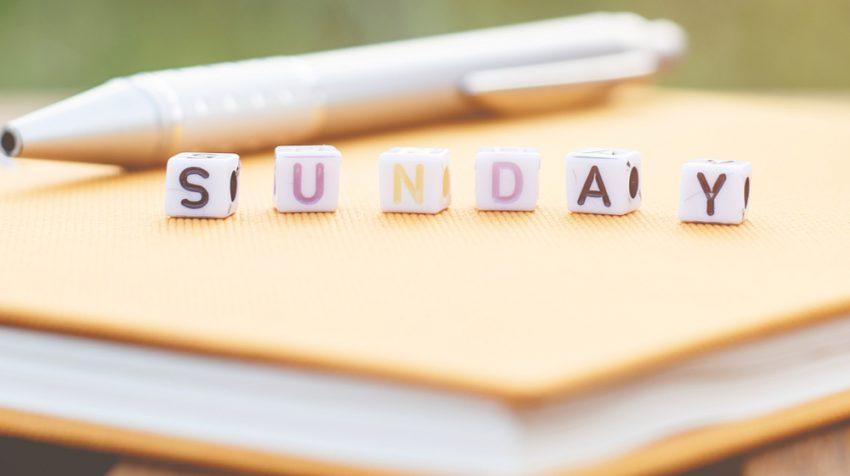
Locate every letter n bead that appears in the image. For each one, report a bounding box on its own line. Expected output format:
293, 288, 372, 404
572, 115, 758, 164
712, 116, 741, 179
475, 147, 540, 211
379, 147, 450, 214
565, 148, 642, 215
679, 159, 751, 224
275, 145, 341, 212
165, 152, 240, 218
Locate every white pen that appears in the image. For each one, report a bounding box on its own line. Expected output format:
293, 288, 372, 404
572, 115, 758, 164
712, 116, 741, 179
1, 12, 685, 168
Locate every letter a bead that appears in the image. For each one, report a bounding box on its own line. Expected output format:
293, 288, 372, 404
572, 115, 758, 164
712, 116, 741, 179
475, 147, 540, 211
379, 147, 451, 214
274, 145, 341, 212
165, 152, 240, 218
679, 159, 751, 224
565, 148, 642, 215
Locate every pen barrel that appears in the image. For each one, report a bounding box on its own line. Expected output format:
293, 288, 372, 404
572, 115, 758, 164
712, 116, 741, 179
5, 12, 683, 166
137, 12, 670, 159
130, 57, 324, 158
303, 12, 671, 137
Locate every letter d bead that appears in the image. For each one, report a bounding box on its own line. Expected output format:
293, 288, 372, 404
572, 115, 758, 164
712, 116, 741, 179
475, 147, 540, 211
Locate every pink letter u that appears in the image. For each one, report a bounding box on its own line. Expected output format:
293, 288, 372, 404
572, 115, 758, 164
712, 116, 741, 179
293, 163, 325, 204
492, 162, 523, 203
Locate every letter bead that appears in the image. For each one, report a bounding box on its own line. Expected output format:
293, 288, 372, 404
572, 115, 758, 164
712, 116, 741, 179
475, 147, 540, 211
274, 145, 341, 212
565, 148, 642, 215
379, 147, 451, 214
165, 152, 240, 218
679, 159, 751, 225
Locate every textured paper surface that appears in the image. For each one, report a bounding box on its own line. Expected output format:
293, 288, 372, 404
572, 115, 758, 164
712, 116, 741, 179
0, 89, 849, 403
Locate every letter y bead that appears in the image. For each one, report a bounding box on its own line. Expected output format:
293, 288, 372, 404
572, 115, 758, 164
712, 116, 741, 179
679, 159, 751, 224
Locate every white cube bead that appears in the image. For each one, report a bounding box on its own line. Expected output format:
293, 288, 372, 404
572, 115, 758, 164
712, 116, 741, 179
379, 147, 451, 214
274, 145, 341, 212
679, 159, 751, 224
165, 152, 240, 218
475, 147, 540, 211
565, 148, 642, 215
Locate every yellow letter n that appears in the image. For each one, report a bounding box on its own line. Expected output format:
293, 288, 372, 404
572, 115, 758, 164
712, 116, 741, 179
393, 163, 424, 204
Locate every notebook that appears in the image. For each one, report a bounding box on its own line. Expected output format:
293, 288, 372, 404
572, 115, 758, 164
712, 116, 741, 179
0, 88, 848, 475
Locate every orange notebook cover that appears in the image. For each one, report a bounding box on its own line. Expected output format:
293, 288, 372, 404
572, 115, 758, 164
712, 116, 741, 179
0, 88, 849, 475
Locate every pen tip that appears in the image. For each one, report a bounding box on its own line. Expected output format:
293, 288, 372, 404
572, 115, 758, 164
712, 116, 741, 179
1, 127, 21, 157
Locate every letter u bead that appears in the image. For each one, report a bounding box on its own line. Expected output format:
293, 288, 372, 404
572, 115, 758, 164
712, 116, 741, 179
274, 145, 341, 212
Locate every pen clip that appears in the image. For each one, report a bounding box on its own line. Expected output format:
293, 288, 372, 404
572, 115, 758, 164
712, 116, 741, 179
460, 50, 661, 114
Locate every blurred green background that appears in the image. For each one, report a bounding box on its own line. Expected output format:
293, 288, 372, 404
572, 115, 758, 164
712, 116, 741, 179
0, 0, 848, 92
